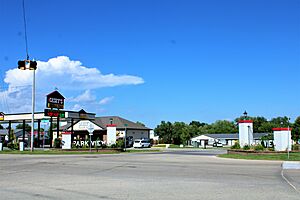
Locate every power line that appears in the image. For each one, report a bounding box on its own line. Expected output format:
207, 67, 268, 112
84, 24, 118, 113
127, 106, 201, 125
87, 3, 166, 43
22, 0, 29, 60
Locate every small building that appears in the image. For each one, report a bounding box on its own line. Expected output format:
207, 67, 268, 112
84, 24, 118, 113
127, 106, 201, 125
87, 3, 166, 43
0, 129, 8, 142
61, 116, 152, 147
191, 133, 271, 147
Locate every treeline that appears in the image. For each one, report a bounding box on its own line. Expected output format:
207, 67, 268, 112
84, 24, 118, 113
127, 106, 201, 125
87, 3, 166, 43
154, 116, 300, 145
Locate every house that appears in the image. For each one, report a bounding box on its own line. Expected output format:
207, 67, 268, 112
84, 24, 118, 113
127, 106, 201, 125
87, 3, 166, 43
0, 129, 8, 142
190, 133, 271, 147
61, 116, 152, 146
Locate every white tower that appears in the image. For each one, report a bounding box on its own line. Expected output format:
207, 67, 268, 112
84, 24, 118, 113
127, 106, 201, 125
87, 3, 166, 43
239, 120, 254, 147
106, 118, 117, 146
273, 128, 292, 151
238, 111, 254, 147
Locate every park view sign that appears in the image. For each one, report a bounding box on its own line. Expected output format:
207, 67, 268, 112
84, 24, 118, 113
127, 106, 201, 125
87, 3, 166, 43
46, 91, 65, 109
73, 140, 102, 147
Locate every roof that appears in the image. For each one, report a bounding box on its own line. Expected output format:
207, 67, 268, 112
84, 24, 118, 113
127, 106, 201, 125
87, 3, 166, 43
47, 90, 65, 99
14, 129, 30, 138
94, 116, 151, 130
0, 129, 8, 135
192, 133, 271, 140
60, 116, 151, 131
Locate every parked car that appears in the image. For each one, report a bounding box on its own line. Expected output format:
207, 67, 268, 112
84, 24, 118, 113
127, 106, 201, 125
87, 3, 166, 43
133, 139, 151, 148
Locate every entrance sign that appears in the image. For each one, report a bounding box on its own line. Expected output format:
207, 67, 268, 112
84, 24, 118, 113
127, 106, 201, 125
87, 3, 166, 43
73, 140, 102, 147
46, 91, 65, 109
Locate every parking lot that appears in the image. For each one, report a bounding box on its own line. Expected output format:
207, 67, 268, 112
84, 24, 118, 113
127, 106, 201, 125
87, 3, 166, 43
0, 149, 299, 200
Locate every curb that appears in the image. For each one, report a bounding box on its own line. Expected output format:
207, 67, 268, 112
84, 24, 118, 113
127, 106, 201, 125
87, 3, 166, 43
282, 161, 300, 169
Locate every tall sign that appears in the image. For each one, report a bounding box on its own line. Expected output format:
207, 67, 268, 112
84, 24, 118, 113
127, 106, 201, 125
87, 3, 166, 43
46, 91, 65, 109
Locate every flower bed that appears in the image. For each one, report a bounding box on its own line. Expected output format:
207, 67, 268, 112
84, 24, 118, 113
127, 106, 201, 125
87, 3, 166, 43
228, 149, 299, 155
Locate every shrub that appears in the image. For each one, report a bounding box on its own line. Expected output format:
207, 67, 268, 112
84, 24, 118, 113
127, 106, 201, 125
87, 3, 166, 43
253, 144, 265, 151
71, 143, 77, 149
243, 145, 250, 150
7, 142, 18, 150
292, 144, 300, 151
53, 138, 61, 148
231, 142, 241, 149
116, 139, 125, 148
267, 146, 275, 151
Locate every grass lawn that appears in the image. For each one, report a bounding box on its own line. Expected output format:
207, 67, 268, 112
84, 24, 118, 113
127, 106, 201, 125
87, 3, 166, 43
218, 152, 300, 161
0, 149, 160, 155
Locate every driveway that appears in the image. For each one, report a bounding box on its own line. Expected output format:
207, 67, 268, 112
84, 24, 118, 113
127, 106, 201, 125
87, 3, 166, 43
0, 150, 299, 200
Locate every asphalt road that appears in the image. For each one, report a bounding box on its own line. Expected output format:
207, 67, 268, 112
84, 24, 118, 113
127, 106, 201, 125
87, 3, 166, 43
0, 150, 299, 200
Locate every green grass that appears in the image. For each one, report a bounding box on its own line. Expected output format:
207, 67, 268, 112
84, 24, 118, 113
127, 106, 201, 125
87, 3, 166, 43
0, 149, 160, 155
123, 149, 160, 153
218, 152, 300, 161
153, 144, 166, 147
0, 150, 119, 155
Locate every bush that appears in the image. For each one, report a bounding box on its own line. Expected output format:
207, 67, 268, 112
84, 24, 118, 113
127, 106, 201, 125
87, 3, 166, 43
71, 143, 77, 149
243, 145, 250, 150
253, 144, 265, 151
116, 139, 125, 148
53, 138, 61, 148
7, 142, 18, 150
231, 142, 241, 149
292, 144, 300, 151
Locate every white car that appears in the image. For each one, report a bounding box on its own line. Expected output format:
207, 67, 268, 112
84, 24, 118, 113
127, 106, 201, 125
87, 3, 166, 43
133, 139, 151, 148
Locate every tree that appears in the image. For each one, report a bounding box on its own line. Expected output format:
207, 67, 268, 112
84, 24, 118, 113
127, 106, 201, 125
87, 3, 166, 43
292, 116, 300, 142
252, 117, 268, 133
180, 126, 191, 145
172, 122, 187, 144
209, 120, 237, 133
16, 123, 31, 132
189, 121, 206, 127
154, 121, 173, 144
136, 121, 145, 127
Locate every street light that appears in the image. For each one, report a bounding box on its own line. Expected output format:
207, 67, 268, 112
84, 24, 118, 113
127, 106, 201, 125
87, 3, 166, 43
18, 60, 37, 152
243, 111, 248, 120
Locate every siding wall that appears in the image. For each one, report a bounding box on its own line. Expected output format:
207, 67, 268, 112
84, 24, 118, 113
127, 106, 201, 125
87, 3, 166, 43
126, 129, 150, 141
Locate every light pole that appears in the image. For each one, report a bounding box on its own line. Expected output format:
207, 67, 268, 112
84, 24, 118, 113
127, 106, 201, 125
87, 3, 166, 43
287, 118, 290, 159
247, 125, 250, 146
124, 124, 128, 151
18, 60, 37, 152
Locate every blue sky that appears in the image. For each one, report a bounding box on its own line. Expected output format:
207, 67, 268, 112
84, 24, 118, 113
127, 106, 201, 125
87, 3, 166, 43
0, 0, 299, 128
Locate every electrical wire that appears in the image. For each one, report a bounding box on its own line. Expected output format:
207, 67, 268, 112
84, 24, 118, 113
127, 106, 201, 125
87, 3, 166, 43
22, 0, 29, 60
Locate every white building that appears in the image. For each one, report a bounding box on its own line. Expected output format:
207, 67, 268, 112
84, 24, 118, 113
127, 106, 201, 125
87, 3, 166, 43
190, 133, 271, 147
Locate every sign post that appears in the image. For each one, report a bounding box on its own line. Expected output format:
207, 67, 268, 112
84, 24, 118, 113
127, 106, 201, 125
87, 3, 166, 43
124, 124, 128, 151
87, 122, 95, 152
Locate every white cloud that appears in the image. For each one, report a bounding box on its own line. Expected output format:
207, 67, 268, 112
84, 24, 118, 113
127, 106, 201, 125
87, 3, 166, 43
99, 96, 114, 105
4, 56, 144, 90
69, 90, 96, 103
0, 56, 144, 113
71, 104, 82, 111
